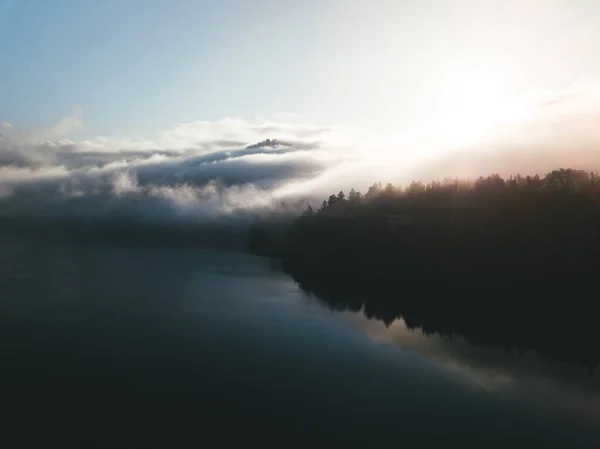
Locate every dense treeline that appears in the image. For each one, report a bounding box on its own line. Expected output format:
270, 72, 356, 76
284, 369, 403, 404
249, 168, 600, 296
248, 168, 600, 369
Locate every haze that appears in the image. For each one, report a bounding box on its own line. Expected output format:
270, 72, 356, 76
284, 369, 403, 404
2, 0, 600, 226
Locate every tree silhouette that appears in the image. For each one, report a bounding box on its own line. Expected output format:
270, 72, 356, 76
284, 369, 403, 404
247, 167, 600, 368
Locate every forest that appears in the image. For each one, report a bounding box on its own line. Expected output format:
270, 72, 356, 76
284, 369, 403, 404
248, 168, 600, 368
248, 168, 600, 299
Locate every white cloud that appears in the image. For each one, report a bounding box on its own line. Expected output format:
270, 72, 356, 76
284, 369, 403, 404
111, 170, 141, 196
1, 122, 13, 129
4, 78, 600, 238
47, 111, 83, 138
0, 165, 70, 183
4, 110, 83, 146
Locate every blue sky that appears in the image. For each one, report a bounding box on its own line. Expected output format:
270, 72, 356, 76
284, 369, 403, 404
1, 0, 330, 136
3, 0, 600, 140
3, 1, 600, 228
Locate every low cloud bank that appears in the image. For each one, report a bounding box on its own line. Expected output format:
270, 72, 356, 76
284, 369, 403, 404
0, 119, 358, 245
3, 78, 600, 245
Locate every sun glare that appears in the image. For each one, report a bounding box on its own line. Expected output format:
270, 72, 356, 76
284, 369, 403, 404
429, 63, 520, 147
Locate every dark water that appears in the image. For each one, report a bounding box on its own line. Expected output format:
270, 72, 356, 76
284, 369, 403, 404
0, 239, 598, 448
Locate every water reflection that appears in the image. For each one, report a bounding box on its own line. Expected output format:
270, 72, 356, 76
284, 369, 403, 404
344, 314, 600, 426
1, 239, 599, 446
291, 275, 600, 428
291, 272, 600, 369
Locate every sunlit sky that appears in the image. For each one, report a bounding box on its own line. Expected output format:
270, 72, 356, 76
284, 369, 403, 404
2, 0, 600, 144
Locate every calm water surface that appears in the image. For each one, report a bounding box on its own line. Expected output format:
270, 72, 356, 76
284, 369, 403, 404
0, 239, 598, 448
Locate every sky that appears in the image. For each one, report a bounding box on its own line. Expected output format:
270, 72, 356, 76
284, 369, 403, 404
3, 0, 600, 136
2, 0, 600, 232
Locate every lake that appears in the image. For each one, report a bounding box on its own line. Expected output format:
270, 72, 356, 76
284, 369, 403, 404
0, 239, 598, 448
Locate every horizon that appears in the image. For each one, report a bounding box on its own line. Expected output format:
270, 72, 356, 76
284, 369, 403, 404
3, 3, 600, 445
3, 1, 600, 226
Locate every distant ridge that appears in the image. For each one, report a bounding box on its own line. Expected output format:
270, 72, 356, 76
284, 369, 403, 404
245, 138, 291, 150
